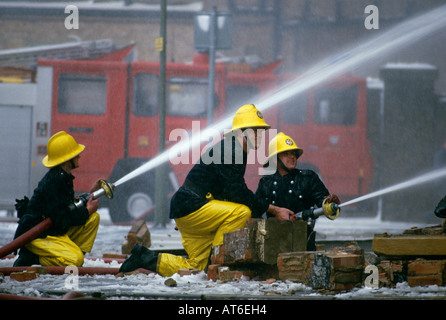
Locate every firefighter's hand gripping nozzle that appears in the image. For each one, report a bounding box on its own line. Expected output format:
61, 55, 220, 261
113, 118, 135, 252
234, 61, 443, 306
291, 198, 340, 222
71, 179, 115, 210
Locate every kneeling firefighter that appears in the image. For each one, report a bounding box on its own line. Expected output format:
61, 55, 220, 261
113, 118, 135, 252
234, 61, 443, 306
255, 132, 340, 250
119, 104, 294, 276
13, 131, 103, 267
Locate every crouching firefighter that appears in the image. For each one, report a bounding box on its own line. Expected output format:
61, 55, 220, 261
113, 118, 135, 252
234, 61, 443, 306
119, 104, 294, 276
13, 131, 103, 267
255, 132, 340, 250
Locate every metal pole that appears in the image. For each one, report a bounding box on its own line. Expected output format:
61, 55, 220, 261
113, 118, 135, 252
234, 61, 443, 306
207, 6, 217, 124
154, 0, 168, 227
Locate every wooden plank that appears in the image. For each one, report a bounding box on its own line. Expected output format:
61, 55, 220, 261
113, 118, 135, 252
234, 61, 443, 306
372, 234, 446, 257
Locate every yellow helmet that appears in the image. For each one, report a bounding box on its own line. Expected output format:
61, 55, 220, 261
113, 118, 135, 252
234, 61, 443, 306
42, 131, 85, 168
264, 132, 303, 167
227, 104, 271, 133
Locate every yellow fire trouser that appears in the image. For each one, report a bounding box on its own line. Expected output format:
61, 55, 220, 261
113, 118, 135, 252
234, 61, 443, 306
157, 199, 251, 277
25, 212, 100, 267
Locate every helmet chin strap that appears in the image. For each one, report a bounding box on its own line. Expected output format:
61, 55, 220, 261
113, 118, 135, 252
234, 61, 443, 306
241, 129, 257, 151
277, 157, 292, 173
70, 159, 77, 170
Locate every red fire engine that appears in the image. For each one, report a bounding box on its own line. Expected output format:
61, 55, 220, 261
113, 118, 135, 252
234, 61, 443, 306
15, 45, 373, 222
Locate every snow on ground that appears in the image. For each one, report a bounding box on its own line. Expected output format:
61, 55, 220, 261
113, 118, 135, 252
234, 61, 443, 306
1, 209, 446, 300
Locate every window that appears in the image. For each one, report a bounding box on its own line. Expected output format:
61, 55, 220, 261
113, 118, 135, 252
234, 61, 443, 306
281, 91, 308, 124
225, 85, 259, 115
167, 77, 208, 117
314, 85, 357, 125
58, 73, 106, 115
133, 73, 159, 117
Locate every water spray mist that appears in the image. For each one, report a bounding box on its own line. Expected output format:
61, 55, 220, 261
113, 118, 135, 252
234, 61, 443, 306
113, 5, 446, 200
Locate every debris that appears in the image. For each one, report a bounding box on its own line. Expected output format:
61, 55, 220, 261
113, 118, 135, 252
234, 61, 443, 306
178, 268, 200, 277
212, 218, 307, 265
164, 277, 177, 287
10, 270, 38, 282
121, 220, 151, 254
277, 247, 365, 291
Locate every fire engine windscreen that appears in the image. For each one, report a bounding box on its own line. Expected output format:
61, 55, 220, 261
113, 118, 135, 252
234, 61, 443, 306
114, 5, 446, 194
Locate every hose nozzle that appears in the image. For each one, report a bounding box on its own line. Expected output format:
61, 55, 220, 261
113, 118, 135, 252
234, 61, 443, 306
314, 198, 340, 220
91, 179, 115, 201
291, 198, 340, 222
72, 179, 114, 209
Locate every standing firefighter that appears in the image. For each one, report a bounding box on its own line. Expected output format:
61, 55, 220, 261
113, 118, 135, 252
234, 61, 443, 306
13, 131, 102, 267
256, 132, 340, 250
119, 104, 294, 276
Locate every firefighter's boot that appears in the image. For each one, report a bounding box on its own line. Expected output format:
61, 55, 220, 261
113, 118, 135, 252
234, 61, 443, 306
13, 247, 39, 267
119, 244, 158, 273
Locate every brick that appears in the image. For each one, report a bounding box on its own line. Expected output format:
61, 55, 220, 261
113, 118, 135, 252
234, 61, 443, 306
330, 270, 363, 284
10, 271, 38, 282
218, 267, 254, 282
408, 259, 445, 276
207, 265, 256, 282
178, 268, 200, 277
325, 251, 364, 271
122, 220, 151, 254
408, 275, 443, 287
103, 253, 128, 260
377, 260, 406, 286
207, 264, 219, 281
211, 244, 225, 265
220, 218, 307, 265
278, 246, 365, 290
277, 251, 315, 283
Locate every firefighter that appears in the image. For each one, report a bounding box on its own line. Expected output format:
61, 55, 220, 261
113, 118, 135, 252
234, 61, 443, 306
255, 132, 340, 250
434, 195, 446, 231
119, 104, 294, 276
13, 131, 102, 267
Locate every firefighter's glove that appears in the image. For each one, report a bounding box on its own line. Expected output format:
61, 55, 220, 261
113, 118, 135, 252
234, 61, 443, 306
15, 196, 30, 219
325, 194, 341, 205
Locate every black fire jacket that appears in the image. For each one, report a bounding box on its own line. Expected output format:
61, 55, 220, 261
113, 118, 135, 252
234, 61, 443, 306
169, 137, 270, 220
255, 169, 329, 218
14, 166, 90, 239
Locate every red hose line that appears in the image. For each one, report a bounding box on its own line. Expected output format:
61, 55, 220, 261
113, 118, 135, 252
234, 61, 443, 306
0, 218, 53, 259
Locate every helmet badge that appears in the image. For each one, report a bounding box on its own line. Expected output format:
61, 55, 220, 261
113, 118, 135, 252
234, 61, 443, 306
256, 111, 264, 119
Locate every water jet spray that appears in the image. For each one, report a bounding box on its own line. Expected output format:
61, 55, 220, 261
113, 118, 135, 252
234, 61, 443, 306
110, 5, 446, 191
290, 167, 446, 224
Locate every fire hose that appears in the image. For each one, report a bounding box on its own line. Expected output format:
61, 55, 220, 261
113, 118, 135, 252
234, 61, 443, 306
290, 198, 340, 222
0, 180, 114, 259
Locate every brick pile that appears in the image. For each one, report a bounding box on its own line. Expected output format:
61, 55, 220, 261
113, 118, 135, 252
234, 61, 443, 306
208, 218, 367, 290
377, 258, 446, 287
373, 226, 446, 288
208, 220, 446, 290
277, 245, 365, 290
